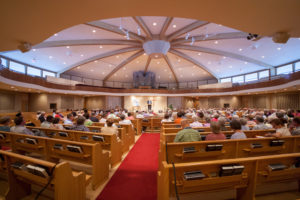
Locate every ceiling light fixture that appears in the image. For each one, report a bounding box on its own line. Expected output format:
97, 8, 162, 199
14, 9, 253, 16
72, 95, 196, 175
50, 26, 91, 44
277, 47, 281, 50
94, 60, 98, 63
244, 62, 248, 64
92, 29, 96, 33
32, 49, 36, 51
49, 56, 53, 59
137, 26, 141, 35
80, 54, 84, 57
99, 45, 103, 48
66, 46, 70, 49
214, 41, 218, 44
172, 24, 177, 28
261, 55, 265, 58
63, 62, 66, 65
198, 53, 201, 56
54, 33, 58, 36
238, 48, 243, 51
153, 22, 157, 26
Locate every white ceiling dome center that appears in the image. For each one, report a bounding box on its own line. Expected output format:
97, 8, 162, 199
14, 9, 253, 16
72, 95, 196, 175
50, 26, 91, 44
143, 40, 170, 59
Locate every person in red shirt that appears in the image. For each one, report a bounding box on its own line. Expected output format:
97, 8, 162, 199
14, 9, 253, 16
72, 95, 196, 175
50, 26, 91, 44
205, 121, 226, 141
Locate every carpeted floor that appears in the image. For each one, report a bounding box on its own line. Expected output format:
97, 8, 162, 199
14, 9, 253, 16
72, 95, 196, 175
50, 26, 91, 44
97, 133, 160, 200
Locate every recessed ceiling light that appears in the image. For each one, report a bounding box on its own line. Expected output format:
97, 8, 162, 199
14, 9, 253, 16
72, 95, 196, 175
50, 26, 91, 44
123, 67, 126, 70
261, 55, 265, 58
99, 46, 103, 49
136, 60, 139, 63
109, 64, 112, 67
164, 69, 167, 72
218, 24, 222, 27
54, 33, 58, 36
114, 74, 117, 76
284, 88, 287, 90
238, 48, 243, 51
49, 56, 53, 59
244, 62, 248, 64
157, 61, 160, 64
10, 86, 14, 88
153, 22, 157, 26
208, 61, 211, 64
223, 56, 226, 59
102, 72, 105, 74
214, 41, 218, 44
154, 55, 158, 58
32, 49, 36, 51
92, 30, 96, 33
178, 59, 181, 62
277, 47, 281, 50
198, 53, 201, 56
193, 65, 196, 68
172, 24, 177, 28
94, 60, 98, 63
116, 55, 119, 58
143, 53, 146, 55
63, 62, 66, 65
77, 67, 80, 69
90, 69, 94, 72
80, 54, 84, 57
229, 65, 232, 68
66, 46, 70, 49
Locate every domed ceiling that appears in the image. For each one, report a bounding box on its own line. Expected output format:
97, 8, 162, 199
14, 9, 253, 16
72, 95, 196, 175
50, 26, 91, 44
1, 16, 300, 84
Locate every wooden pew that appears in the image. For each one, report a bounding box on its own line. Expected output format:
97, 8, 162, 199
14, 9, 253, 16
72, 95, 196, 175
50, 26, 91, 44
158, 153, 300, 200
25, 127, 123, 167
1, 131, 109, 190
92, 122, 105, 127
0, 150, 86, 200
118, 124, 135, 146
131, 119, 142, 135
159, 136, 297, 165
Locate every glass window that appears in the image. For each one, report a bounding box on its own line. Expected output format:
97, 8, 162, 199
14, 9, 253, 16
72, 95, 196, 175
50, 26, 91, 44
245, 73, 258, 82
259, 70, 269, 79
295, 62, 300, 72
43, 71, 55, 78
232, 75, 244, 83
0, 57, 7, 67
9, 61, 25, 73
27, 67, 41, 76
220, 78, 231, 83
276, 64, 293, 75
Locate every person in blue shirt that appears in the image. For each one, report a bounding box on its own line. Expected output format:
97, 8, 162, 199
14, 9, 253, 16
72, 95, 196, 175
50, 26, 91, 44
0, 116, 11, 132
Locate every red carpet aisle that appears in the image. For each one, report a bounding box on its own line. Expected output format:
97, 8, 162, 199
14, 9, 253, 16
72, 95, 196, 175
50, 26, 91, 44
97, 133, 160, 200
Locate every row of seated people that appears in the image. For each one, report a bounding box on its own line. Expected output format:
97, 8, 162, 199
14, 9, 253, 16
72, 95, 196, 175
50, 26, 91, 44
172, 117, 300, 143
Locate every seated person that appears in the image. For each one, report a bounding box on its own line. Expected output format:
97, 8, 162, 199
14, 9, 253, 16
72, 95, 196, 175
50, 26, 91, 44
53, 117, 64, 130
247, 115, 256, 126
107, 109, 117, 119
230, 120, 247, 139
38, 112, 46, 123
203, 117, 211, 127
0, 116, 11, 132
211, 114, 219, 122
71, 116, 90, 132
41, 115, 55, 129
190, 116, 203, 128
205, 121, 226, 141
266, 118, 291, 137
119, 114, 132, 125
240, 118, 250, 131
291, 117, 300, 135
101, 118, 118, 134
252, 116, 269, 130
174, 119, 201, 142
161, 114, 172, 123
10, 117, 34, 135
90, 112, 99, 122
83, 113, 93, 126
64, 113, 74, 125
218, 117, 227, 131
174, 111, 184, 124
126, 112, 135, 120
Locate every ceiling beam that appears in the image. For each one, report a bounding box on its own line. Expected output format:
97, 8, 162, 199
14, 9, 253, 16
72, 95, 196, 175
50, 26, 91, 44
166, 21, 209, 41
173, 44, 272, 68
33, 39, 142, 48
172, 32, 249, 45
85, 21, 145, 42
58, 46, 142, 74
169, 48, 219, 79
163, 55, 179, 85
159, 17, 173, 39
132, 16, 152, 39
103, 50, 144, 82
143, 56, 152, 74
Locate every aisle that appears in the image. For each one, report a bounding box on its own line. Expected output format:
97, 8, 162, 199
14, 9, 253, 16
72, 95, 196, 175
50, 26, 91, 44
97, 133, 160, 200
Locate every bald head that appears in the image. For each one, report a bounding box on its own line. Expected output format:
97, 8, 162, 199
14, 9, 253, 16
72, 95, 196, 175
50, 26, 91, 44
181, 119, 189, 128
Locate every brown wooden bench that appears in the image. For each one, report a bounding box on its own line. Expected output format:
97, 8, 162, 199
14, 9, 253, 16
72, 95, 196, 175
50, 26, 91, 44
0, 131, 109, 190
26, 126, 124, 167
0, 150, 87, 200
158, 153, 300, 200
131, 119, 142, 135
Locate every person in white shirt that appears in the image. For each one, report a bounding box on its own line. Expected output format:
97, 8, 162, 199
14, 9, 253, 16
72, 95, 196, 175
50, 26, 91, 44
266, 118, 291, 137
64, 113, 74, 125
161, 114, 172, 123
136, 111, 144, 119
190, 116, 203, 128
119, 114, 132, 125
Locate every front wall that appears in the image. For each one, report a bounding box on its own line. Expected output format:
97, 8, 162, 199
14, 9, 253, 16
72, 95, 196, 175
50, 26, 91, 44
124, 96, 167, 112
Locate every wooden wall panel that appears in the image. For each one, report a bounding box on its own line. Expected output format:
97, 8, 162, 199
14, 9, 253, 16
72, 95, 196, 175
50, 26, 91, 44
276, 94, 299, 110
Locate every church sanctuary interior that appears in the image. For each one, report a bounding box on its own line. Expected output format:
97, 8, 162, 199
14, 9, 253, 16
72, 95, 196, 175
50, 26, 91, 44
1, 1, 300, 200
